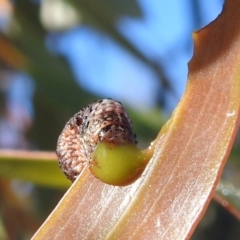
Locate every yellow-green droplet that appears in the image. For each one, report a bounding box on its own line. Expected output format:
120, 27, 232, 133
90, 142, 149, 186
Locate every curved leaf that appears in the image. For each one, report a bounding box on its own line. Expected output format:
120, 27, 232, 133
31, 0, 240, 239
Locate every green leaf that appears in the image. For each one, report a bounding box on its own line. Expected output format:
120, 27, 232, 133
0, 150, 70, 188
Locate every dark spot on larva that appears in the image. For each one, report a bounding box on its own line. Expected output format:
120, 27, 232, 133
75, 116, 82, 126
88, 106, 92, 113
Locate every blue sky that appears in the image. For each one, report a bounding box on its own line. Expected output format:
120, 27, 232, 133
47, 0, 223, 112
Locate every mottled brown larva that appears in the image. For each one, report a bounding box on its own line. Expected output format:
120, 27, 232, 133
56, 99, 137, 182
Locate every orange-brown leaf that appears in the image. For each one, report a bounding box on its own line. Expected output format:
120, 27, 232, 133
32, 0, 240, 239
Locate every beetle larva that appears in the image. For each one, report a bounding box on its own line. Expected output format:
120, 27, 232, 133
56, 98, 137, 182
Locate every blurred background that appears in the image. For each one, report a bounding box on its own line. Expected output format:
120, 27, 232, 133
1, 0, 240, 239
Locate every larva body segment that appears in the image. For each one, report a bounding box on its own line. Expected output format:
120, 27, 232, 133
56, 99, 137, 182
